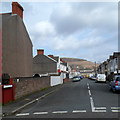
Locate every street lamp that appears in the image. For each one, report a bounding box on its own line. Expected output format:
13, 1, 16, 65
95, 61, 97, 77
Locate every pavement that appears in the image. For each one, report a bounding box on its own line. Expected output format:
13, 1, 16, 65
2, 83, 63, 117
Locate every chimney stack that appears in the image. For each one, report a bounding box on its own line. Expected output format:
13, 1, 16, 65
37, 49, 44, 55
12, 2, 24, 19
48, 55, 54, 58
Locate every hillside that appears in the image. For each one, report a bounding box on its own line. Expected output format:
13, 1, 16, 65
61, 58, 86, 62
61, 57, 98, 70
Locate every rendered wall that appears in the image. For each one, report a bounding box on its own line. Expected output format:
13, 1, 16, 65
50, 76, 62, 86
0, 13, 2, 118
0, 15, 2, 78
2, 14, 33, 78
33, 55, 57, 74
50, 73, 65, 86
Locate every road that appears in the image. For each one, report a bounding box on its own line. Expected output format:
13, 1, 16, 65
5, 78, 120, 119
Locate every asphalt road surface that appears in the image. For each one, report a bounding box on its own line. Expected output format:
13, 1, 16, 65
5, 78, 120, 119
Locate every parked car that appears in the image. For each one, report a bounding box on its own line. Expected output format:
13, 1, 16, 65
91, 76, 97, 80
110, 75, 120, 92
79, 76, 84, 79
33, 74, 41, 77
89, 75, 97, 80
72, 76, 81, 82
89, 74, 94, 78
95, 74, 106, 82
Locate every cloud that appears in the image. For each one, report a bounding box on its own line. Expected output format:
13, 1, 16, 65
50, 2, 117, 36
33, 21, 56, 37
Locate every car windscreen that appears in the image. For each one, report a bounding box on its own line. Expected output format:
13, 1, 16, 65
116, 77, 120, 81
73, 78, 79, 80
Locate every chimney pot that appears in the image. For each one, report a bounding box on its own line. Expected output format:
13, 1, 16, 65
12, 2, 24, 19
37, 49, 44, 55
48, 55, 54, 58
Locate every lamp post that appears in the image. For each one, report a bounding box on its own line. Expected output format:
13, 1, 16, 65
95, 61, 97, 77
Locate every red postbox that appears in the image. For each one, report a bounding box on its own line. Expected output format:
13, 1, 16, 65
1, 74, 15, 104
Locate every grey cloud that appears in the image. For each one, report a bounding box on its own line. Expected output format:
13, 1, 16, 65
50, 2, 117, 36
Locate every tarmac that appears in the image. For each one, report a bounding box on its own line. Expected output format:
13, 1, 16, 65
2, 84, 63, 117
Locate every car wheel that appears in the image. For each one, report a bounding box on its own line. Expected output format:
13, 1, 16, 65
112, 87, 116, 92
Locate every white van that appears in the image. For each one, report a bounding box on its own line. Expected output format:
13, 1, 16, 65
96, 74, 106, 82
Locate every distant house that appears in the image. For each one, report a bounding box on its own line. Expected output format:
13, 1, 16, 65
107, 53, 120, 77
113, 52, 120, 74
1, 2, 33, 78
97, 52, 120, 81
33, 50, 58, 75
48, 56, 70, 78
33, 49, 69, 86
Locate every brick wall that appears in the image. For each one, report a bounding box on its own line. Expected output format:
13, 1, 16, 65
63, 78, 71, 83
14, 76, 50, 99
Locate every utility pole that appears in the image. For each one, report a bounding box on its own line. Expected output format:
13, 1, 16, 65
95, 61, 97, 77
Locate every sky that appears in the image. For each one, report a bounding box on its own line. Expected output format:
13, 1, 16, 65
1, 1, 118, 63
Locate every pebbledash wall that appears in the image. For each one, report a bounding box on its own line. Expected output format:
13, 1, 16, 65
0, 14, 2, 78
2, 13, 33, 78
2, 2, 33, 78
14, 76, 50, 99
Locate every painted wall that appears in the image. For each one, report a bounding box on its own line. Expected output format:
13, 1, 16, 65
50, 73, 66, 86
50, 76, 62, 86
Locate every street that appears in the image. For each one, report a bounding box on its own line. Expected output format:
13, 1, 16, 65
6, 78, 120, 119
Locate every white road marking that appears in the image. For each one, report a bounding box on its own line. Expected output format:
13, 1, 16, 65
95, 107, 106, 110
88, 90, 91, 96
52, 111, 68, 114
16, 113, 30, 116
112, 110, 120, 112
111, 107, 120, 109
33, 112, 48, 115
90, 97, 95, 112
90, 97, 106, 112
93, 110, 106, 112
72, 110, 86, 113
87, 83, 90, 90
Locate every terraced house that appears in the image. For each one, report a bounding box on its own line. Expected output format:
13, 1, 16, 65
97, 52, 120, 81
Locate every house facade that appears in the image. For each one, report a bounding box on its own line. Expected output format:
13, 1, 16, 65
33, 50, 58, 75
97, 52, 120, 81
33, 50, 70, 86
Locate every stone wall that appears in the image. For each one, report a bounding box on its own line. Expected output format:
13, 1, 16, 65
14, 76, 50, 99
